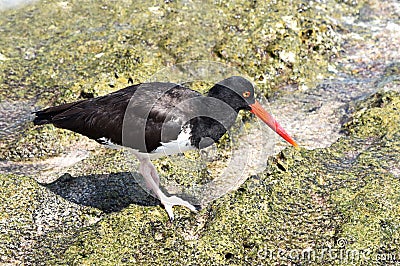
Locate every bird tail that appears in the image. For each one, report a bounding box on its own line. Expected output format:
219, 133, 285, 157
33, 101, 81, 125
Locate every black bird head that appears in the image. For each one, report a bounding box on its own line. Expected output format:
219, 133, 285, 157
208, 76, 256, 111
208, 76, 298, 148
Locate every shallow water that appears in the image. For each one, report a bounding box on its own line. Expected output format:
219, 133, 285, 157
271, 0, 400, 151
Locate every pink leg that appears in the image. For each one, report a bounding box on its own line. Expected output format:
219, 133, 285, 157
138, 157, 197, 220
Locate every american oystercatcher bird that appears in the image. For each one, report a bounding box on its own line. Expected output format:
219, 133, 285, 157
33, 76, 298, 220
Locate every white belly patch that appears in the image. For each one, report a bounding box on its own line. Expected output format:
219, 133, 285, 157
97, 126, 195, 160
151, 126, 194, 157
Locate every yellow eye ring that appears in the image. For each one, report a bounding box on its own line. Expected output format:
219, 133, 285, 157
242, 91, 251, 98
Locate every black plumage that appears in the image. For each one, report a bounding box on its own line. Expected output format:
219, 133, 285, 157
33, 77, 255, 153
34, 83, 195, 152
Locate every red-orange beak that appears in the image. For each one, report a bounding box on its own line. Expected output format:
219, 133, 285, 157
250, 101, 299, 148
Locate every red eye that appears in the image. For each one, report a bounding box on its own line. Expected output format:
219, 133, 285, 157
242, 91, 251, 98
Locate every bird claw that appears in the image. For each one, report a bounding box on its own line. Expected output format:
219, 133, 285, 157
138, 158, 199, 220
159, 195, 198, 221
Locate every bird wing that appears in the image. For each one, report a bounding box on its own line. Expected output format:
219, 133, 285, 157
122, 82, 202, 152
35, 82, 202, 153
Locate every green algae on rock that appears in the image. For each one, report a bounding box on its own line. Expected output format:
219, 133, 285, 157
0, 173, 104, 264
0, 0, 360, 103
0, 125, 84, 161
343, 90, 400, 139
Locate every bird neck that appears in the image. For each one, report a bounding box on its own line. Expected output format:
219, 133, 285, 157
207, 84, 251, 113
207, 85, 239, 112
189, 115, 236, 149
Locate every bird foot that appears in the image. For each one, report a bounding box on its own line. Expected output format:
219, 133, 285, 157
158, 194, 198, 221
138, 157, 199, 220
